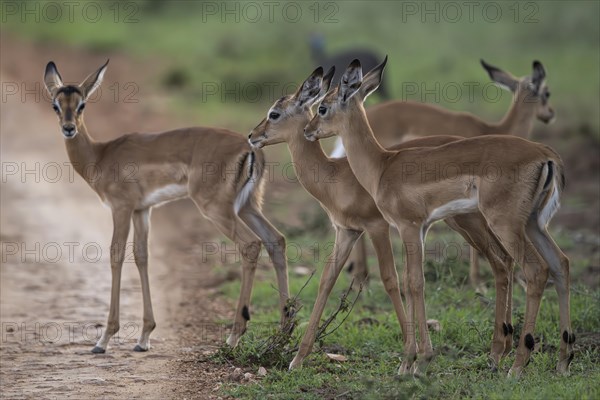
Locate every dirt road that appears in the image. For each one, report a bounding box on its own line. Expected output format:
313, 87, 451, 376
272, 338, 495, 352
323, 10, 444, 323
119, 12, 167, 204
1, 35, 238, 399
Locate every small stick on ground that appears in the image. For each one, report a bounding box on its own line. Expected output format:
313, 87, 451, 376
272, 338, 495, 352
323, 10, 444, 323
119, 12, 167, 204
316, 279, 363, 343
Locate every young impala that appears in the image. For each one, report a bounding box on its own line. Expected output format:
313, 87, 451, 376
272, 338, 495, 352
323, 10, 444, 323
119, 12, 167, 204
339, 60, 554, 291
305, 57, 573, 377
43, 61, 290, 353
249, 67, 515, 372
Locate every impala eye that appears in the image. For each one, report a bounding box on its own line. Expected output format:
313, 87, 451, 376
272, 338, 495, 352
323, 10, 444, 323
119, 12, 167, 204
77, 103, 86, 113
546, 91, 550, 99
52, 104, 60, 114
318, 106, 327, 116
269, 111, 280, 120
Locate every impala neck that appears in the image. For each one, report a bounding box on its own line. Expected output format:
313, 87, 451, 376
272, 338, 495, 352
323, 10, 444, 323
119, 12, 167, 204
286, 116, 331, 197
339, 102, 388, 195
66, 119, 100, 183
489, 89, 536, 137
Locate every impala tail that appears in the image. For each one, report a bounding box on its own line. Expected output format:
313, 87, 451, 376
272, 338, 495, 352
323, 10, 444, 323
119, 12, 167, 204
534, 149, 566, 229
233, 149, 266, 214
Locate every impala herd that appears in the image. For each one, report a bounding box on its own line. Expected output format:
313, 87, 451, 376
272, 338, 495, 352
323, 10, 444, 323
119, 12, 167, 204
43, 55, 573, 378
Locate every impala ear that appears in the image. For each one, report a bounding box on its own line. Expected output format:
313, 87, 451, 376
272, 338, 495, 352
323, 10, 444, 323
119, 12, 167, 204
80, 59, 109, 100
321, 66, 335, 95
313, 66, 335, 104
531, 60, 546, 93
480, 59, 518, 93
44, 61, 64, 97
295, 66, 324, 108
359, 55, 387, 101
338, 59, 362, 103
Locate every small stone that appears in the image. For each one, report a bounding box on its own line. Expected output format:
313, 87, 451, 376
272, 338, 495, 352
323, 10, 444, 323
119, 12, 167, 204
326, 353, 347, 362
228, 368, 243, 382
427, 319, 441, 332
81, 377, 108, 385
293, 266, 312, 276
257, 366, 267, 376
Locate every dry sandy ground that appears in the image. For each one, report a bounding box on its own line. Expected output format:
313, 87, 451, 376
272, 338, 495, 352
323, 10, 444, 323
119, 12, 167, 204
0, 35, 246, 399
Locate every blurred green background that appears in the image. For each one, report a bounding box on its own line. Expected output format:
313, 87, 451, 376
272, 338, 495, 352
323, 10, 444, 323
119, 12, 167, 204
3, 0, 599, 136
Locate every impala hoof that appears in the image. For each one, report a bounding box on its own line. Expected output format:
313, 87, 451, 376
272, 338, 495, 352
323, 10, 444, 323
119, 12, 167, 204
133, 344, 148, 352
556, 353, 574, 375
414, 354, 434, 375
398, 361, 412, 375
91, 346, 106, 354
507, 366, 522, 379
226, 334, 240, 348
487, 355, 500, 372
289, 356, 303, 370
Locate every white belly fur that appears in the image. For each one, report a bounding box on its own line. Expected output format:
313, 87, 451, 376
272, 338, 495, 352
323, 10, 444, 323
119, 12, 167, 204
142, 184, 188, 207
426, 198, 479, 225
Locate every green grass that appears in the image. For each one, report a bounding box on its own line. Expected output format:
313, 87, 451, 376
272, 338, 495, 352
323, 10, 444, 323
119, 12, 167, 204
214, 229, 600, 399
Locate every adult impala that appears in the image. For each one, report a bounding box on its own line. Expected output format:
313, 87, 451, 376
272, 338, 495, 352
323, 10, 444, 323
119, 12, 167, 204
305, 58, 573, 377
336, 60, 554, 290
43, 61, 289, 353
249, 67, 515, 372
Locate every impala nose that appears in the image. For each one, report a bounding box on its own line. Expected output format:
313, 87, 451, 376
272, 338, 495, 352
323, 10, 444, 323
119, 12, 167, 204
62, 124, 76, 137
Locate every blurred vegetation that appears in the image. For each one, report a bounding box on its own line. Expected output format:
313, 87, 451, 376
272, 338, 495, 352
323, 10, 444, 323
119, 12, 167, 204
3, 0, 599, 138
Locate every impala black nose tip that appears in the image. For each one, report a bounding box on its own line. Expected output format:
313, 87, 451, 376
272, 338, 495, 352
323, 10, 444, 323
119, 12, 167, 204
62, 124, 76, 137
248, 133, 252, 138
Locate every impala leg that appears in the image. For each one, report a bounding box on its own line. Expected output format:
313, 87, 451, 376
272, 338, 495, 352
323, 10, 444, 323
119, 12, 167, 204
195, 200, 262, 348
227, 226, 261, 348
504, 259, 515, 357
448, 214, 512, 370
238, 205, 290, 326
512, 236, 548, 377
131, 208, 156, 352
398, 239, 416, 375
224, 221, 261, 348
478, 235, 512, 367
526, 220, 573, 374
489, 224, 549, 377
369, 228, 409, 341
346, 235, 369, 286
402, 247, 412, 332
398, 225, 432, 375
469, 246, 486, 293
289, 228, 361, 370
92, 207, 132, 353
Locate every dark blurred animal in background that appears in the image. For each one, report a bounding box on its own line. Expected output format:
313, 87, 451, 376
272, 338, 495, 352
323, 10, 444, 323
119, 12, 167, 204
309, 33, 390, 100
